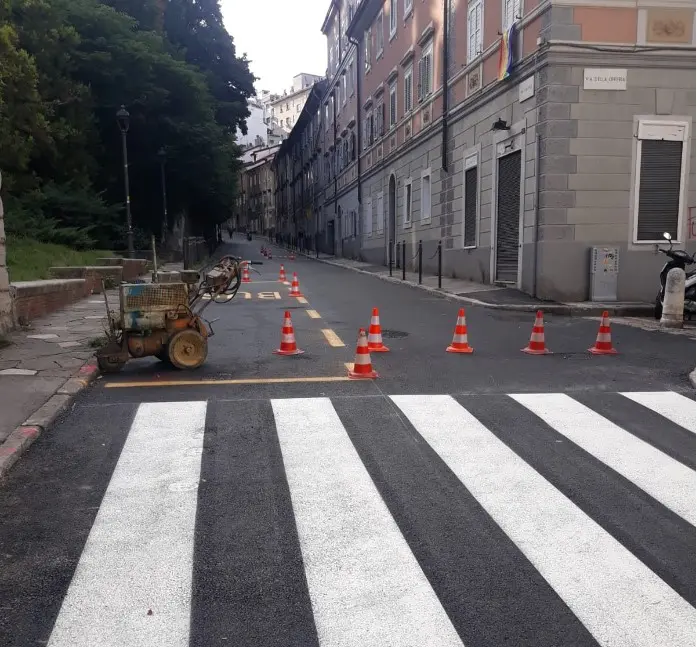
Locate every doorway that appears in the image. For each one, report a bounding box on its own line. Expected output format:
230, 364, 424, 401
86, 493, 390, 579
495, 150, 522, 283
388, 174, 396, 264
327, 219, 335, 256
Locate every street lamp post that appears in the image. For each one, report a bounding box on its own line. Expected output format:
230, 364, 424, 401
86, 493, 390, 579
157, 147, 168, 244
116, 105, 134, 258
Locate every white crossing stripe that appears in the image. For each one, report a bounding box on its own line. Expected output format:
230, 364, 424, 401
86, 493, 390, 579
391, 394, 695, 647
620, 391, 696, 434
48, 401, 207, 647
271, 397, 464, 647
511, 393, 695, 525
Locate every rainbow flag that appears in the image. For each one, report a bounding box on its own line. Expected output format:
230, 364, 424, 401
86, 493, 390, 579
497, 23, 518, 81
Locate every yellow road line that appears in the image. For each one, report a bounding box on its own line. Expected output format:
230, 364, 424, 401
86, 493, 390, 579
306, 309, 321, 319
321, 329, 345, 347
296, 296, 309, 304
105, 376, 352, 389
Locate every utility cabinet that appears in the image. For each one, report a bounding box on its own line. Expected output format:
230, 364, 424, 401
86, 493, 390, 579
589, 247, 619, 301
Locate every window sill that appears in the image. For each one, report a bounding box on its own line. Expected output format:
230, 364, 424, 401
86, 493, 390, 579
463, 244, 477, 250
633, 238, 682, 245
404, 7, 413, 22
389, 30, 397, 42
420, 218, 432, 226
403, 222, 413, 229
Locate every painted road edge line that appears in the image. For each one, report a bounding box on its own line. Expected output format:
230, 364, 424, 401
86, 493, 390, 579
105, 376, 353, 388
306, 309, 321, 319
321, 329, 345, 347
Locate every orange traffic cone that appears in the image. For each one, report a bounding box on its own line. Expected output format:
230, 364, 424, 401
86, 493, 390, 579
588, 311, 618, 355
446, 308, 474, 353
241, 263, 252, 283
348, 328, 378, 379
367, 307, 389, 352
522, 310, 551, 355
289, 272, 303, 297
273, 311, 304, 356
278, 264, 287, 282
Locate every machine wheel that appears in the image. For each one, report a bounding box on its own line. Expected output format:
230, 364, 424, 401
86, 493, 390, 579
167, 329, 208, 370
654, 294, 663, 320
155, 350, 170, 363
97, 354, 126, 373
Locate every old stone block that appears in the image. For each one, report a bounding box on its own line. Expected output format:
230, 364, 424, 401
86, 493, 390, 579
540, 191, 576, 208
576, 155, 632, 174
540, 154, 577, 174
539, 208, 568, 225
540, 138, 570, 157
540, 174, 568, 190
538, 85, 579, 105
539, 225, 575, 241
539, 120, 578, 138
525, 160, 536, 179
538, 103, 571, 122
567, 207, 626, 225
568, 173, 631, 191
570, 138, 632, 157
573, 223, 627, 242
574, 191, 630, 209
539, 66, 574, 86
571, 103, 643, 122
576, 120, 634, 140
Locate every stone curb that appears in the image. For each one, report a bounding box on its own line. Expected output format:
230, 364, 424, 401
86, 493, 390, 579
294, 251, 653, 317
690, 369, 695, 388
0, 357, 100, 483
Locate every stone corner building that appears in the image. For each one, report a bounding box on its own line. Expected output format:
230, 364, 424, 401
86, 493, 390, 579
273, 0, 696, 302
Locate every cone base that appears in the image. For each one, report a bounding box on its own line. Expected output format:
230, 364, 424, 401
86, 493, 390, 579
273, 348, 305, 356
447, 345, 474, 354
367, 344, 389, 352
521, 346, 552, 355
242, 279, 252, 283
289, 293, 304, 298
348, 369, 378, 379
588, 346, 618, 355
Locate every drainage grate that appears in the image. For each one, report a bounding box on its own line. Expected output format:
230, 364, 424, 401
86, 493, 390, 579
381, 329, 409, 338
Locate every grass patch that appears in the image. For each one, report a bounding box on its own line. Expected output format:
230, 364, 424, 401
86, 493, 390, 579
6, 238, 115, 282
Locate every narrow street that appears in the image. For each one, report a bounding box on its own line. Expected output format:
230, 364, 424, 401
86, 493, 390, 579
0, 237, 694, 647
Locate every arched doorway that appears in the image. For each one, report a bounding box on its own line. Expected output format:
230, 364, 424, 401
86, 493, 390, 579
388, 174, 396, 264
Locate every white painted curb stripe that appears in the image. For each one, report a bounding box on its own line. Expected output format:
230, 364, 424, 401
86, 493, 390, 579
620, 391, 696, 434
391, 394, 695, 647
271, 397, 464, 647
511, 393, 695, 525
48, 401, 208, 647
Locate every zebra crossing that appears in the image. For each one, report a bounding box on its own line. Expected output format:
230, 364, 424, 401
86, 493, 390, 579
45, 390, 695, 647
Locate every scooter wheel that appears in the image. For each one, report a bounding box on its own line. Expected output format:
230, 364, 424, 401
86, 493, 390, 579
654, 294, 663, 320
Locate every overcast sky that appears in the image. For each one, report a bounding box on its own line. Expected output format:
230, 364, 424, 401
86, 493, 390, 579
220, 0, 328, 95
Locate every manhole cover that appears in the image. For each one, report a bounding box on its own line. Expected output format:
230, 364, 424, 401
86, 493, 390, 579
381, 329, 409, 338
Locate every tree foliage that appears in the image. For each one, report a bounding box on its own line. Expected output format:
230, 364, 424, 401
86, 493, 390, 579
0, 0, 254, 249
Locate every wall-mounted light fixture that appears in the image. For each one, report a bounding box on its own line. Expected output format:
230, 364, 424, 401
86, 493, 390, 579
491, 118, 510, 131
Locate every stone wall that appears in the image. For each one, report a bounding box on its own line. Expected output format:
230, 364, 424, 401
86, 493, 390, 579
0, 172, 14, 334
10, 279, 96, 326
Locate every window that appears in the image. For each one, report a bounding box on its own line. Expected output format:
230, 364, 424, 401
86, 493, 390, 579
376, 11, 384, 56
348, 59, 355, 96
364, 197, 373, 236
463, 153, 478, 247
389, 0, 398, 37
468, 0, 483, 62
405, 0, 413, 17
404, 178, 413, 226
376, 191, 384, 233
421, 170, 431, 222
389, 82, 397, 128
376, 97, 385, 137
418, 42, 433, 101
502, 0, 521, 30
365, 28, 372, 71
297, 103, 301, 113
404, 65, 413, 113
633, 119, 690, 243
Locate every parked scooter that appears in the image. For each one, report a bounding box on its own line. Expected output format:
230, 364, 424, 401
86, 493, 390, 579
654, 231, 696, 320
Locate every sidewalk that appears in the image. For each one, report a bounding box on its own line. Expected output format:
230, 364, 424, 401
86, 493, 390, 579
0, 292, 115, 446
295, 250, 654, 317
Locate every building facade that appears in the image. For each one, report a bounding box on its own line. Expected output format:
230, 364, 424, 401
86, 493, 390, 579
281, 0, 696, 302
235, 144, 280, 234
269, 73, 325, 135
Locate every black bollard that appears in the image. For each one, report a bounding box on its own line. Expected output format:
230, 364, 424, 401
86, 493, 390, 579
402, 241, 406, 281
437, 240, 442, 289
388, 240, 393, 277
418, 240, 423, 284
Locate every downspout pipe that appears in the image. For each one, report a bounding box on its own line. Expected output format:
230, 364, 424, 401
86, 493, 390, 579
348, 36, 361, 206
441, 0, 450, 172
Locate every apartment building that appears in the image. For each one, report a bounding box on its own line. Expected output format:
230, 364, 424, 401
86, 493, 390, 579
269, 73, 325, 134
286, 0, 694, 302
235, 144, 280, 234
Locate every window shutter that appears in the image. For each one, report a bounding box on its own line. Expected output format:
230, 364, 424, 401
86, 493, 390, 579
380, 103, 385, 135
418, 58, 424, 101
637, 139, 683, 241
464, 166, 478, 246
425, 52, 432, 96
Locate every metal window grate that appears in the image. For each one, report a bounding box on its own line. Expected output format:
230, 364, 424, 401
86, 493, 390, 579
637, 139, 682, 241
496, 151, 521, 283
464, 167, 478, 247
